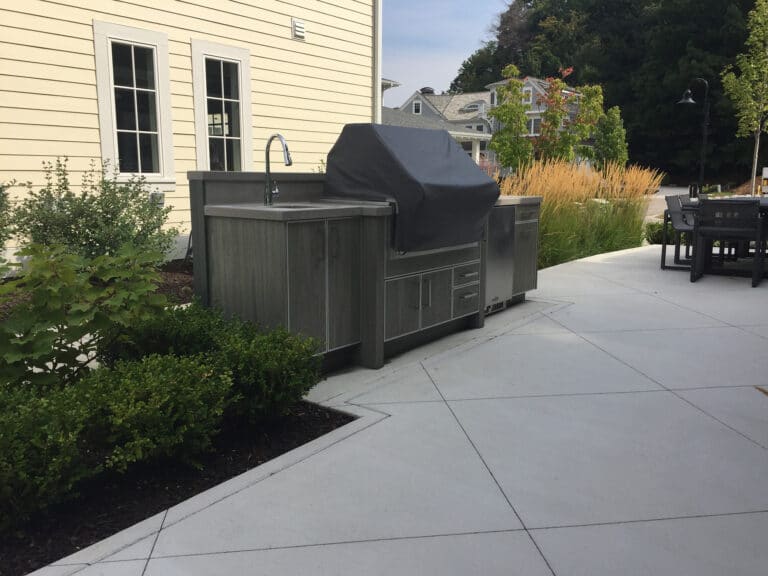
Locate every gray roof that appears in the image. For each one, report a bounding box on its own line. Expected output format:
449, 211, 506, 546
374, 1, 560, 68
381, 108, 490, 140
422, 92, 492, 123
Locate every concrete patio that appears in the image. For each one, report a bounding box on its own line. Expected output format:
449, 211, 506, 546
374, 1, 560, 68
34, 245, 768, 576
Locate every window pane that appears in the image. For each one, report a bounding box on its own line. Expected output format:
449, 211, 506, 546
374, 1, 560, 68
224, 100, 240, 137
209, 138, 225, 170
226, 139, 241, 171
136, 91, 157, 131
115, 88, 136, 130
133, 46, 155, 89
112, 42, 133, 86
117, 132, 139, 173
139, 133, 159, 173
207, 98, 223, 136
222, 61, 239, 99
205, 58, 222, 98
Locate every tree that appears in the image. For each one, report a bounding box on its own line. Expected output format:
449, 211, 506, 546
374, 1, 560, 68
722, 0, 768, 195
450, 42, 503, 94
488, 65, 534, 170
533, 70, 604, 162
594, 106, 629, 168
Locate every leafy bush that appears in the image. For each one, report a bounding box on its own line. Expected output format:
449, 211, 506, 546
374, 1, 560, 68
500, 160, 664, 268
0, 243, 167, 388
12, 158, 176, 260
99, 303, 321, 421
78, 354, 232, 472
0, 383, 94, 530
0, 182, 11, 254
220, 328, 321, 421
645, 221, 676, 244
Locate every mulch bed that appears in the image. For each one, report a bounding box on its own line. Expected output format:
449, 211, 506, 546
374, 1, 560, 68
2, 401, 354, 576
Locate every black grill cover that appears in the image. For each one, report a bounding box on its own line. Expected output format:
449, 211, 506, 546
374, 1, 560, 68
325, 124, 499, 252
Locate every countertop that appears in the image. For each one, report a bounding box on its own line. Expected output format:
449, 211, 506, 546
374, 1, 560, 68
204, 198, 394, 221
495, 195, 543, 206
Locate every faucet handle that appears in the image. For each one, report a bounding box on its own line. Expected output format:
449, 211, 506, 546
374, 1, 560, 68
272, 182, 280, 197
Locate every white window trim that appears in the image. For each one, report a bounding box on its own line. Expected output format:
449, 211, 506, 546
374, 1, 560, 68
93, 21, 175, 188
522, 87, 533, 104
413, 100, 422, 115
191, 39, 253, 171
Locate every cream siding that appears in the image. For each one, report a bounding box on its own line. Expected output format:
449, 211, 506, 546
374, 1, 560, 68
0, 0, 376, 249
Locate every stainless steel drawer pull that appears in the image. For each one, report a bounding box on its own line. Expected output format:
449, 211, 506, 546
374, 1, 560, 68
460, 292, 478, 300
460, 271, 479, 279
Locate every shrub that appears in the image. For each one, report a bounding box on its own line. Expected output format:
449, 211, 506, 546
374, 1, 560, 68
500, 160, 664, 268
645, 221, 675, 244
78, 354, 232, 472
0, 182, 11, 254
99, 303, 321, 421
220, 328, 321, 421
0, 383, 95, 530
0, 243, 167, 388
12, 158, 176, 260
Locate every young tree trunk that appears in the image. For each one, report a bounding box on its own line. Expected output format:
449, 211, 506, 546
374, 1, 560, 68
751, 128, 761, 196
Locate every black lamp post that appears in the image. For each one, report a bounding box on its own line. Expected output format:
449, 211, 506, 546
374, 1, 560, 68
677, 78, 710, 196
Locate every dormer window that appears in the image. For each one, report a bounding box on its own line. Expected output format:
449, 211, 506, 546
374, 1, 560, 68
522, 88, 533, 104
413, 100, 422, 115
490, 91, 496, 106
464, 103, 480, 113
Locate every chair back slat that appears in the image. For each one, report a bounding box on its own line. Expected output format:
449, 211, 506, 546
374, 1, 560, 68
698, 199, 760, 229
665, 195, 693, 229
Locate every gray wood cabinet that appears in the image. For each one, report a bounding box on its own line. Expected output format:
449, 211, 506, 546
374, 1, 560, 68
287, 221, 327, 343
384, 262, 480, 342
421, 269, 452, 328
385, 275, 421, 340
328, 218, 361, 350
208, 215, 361, 353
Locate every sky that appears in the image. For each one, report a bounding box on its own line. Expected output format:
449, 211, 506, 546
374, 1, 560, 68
382, 0, 510, 108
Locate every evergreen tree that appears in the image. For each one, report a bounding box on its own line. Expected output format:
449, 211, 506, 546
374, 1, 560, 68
594, 107, 629, 168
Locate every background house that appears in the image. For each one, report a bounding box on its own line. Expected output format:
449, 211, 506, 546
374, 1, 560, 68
0, 0, 382, 256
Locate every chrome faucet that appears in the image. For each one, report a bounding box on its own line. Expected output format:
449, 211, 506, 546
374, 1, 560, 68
264, 133, 293, 205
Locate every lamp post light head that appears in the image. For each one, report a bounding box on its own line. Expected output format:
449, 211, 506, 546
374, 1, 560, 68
677, 89, 696, 105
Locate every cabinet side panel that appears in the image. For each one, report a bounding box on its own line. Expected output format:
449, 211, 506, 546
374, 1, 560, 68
328, 218, 362, 349
287, 221, 328, 346
206, 217, 287, 328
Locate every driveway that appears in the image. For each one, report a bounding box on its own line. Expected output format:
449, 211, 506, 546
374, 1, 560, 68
35, 246, 768, 576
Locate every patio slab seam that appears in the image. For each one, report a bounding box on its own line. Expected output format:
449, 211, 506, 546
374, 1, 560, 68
547, 317, 768, 451
419, 361, 558, 576
99, 528, 529, 564
140, 511, 167, 576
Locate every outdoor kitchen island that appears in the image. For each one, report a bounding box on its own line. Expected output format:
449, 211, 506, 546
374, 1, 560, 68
190, 125, 540, 369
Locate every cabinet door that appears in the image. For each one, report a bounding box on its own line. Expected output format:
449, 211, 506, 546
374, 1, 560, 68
287, 221, 327, 346
385, 275, 421, 340
513, 221, 539, 295
420, 269, 452, 328
328, 218, 361, 350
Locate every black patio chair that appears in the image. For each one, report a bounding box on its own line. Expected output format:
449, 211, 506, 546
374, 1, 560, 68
660, 195, 694, 270
690, 198, 765, 287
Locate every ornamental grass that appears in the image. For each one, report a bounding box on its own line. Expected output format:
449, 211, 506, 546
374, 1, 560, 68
499, 160, 664, 268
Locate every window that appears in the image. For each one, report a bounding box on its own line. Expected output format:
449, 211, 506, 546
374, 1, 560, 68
522, 88, 533, 104
526, 118, 541, 136
413, 100, 422, 114
476, 124, 484, 132
94, 21, 174, 184
490, 91, 496, 106
192, 40, 252, 171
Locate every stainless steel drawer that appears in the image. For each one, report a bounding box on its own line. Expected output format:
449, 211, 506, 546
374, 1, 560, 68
453, 262, 480, 286
453, 284, 480, 318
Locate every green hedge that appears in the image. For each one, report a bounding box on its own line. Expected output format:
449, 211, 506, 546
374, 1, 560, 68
99, 302, 321, 421
0, 354, 230, 530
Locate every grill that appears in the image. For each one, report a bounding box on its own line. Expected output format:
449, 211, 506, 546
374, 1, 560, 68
325, 124, 499, 252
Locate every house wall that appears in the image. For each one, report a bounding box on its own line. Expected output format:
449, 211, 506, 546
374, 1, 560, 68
0, 0, 376, 251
